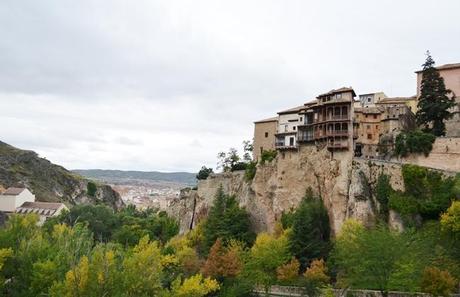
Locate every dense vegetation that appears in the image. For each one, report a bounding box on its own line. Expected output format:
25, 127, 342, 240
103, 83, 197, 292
394, 130, 436, 157
1, 165, 460, 296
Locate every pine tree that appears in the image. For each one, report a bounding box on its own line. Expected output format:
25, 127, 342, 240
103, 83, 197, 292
416, 51, 455, 136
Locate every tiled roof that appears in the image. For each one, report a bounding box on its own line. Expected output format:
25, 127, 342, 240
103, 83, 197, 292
16, 202, 66, 217
415, 63, 460, 73
378, 96, 416, 103
318, 87, 356, 98
1, 187, 26, 196
277, 105, 305, 115
254, 116, 278, 124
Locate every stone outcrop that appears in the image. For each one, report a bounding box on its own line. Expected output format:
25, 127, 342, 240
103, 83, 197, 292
168, 143, 458, 235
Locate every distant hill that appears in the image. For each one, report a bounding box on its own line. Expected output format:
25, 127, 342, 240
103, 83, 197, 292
73, 169, 197, 185
0, 141, 124, 210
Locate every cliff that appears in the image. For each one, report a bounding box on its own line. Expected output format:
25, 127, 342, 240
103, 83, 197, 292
0, 141, 124, 210
168, 142, 458, 235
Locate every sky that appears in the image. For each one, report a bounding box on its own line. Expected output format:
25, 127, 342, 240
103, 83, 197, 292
1, 0, 459, 172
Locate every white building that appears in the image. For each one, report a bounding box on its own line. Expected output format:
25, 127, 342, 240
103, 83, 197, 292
16, 202, 68, 225
275, 105, 304, 149
0, 187, 35, 212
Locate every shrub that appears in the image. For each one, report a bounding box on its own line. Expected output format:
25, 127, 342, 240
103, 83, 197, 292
441, 201, 460, 238
244, 161, 257, 181
276, 258, 300, 284
375, 174, 392, 221
304, 259, 330, 286
260, 150, 277, 165
87, 181, 97, 197
231, 162, 248, 171
196, 166, 213, 180
420, 267, 456, 297
395, 130, 436, 157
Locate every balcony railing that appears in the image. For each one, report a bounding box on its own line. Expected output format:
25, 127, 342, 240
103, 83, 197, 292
327, 142, 349, 149
314, 130, 349, 138
275, 142, 297, 149
315, 115, 349, 123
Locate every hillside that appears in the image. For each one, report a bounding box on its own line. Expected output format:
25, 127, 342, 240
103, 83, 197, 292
0, 141, 124, 210
74, 169, 197, 185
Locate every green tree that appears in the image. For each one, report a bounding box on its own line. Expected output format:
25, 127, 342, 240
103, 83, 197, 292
332, 220, 405, 297
86, 181, 97, 197
203, 186, 255, 252
289, 188, 330, 269
416, 51, 455, 136
196, 166, 213, 180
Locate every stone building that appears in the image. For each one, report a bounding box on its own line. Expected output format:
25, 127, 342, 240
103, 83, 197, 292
416, 63, 460, 137
253, 117, 278, 160
16, 201, 68, 225
358, 92, 387, 107
274, 105, 304, 150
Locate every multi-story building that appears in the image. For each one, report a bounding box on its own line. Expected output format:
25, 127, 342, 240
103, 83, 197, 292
274, 106, 304, 150
253, 117, 278, 160
358, 92, 387, 107
354, 106, 383, 157
416, 63, 460, 136
377, 96, 418, 113
306, 87, 356, 150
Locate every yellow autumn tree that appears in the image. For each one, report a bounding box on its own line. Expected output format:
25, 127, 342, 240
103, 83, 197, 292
304, 259, 330, 286
0, 248, 13, 289
276, 258, 300, 283
170, 274, 220, 297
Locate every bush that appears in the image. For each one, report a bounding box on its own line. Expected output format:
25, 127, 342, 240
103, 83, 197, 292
260, 150, 277, 165
244, 161, 257, 181
375, 174, 392, 221
196, 166, 213, 180
388, 165, 457, 222
395, 130, 436, 157
231, 162, 248, 171
420, 267, 456, 297
86, 181, 97, 197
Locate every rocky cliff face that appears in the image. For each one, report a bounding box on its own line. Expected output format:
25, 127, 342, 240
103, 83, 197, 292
0, 141, 124, 210
168, 143, 458, 235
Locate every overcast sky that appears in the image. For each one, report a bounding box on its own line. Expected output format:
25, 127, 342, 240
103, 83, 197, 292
1, 0, 459, 172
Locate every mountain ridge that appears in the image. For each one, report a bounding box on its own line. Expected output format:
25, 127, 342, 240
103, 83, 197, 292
73, 169, 197, 185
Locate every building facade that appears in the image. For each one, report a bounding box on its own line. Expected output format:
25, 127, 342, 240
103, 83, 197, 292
253, 117, 278, 160
0, 187, 35, 212
358, 92, 387, 107
275, 106, 303, 150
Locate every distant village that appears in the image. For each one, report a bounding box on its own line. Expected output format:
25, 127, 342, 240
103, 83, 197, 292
253, 63, 460, 161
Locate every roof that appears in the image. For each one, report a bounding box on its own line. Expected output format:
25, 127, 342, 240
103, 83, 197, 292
1, 187, 26, 196
277, 105, 305, 115
16, 202, 66, 217
317, 87, 356, 98
378, 96, 416, 104
415, 63, 460, 73
254, 116, 278, 124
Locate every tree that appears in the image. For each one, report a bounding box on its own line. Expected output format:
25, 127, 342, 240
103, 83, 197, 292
196, 166, 213, 180
332, 220, 406, 296
242, 140, 253, 162
203, 187, 255, 252
170, 274, 219, 297
276, 258, 300, 283
416, 51, 455, 136
217, 148, 240, 172
87, 181, 97, 197
420, 267, 456, 297
441, 201, 460, 238
202, 238, 243, 279
304, 259, 330, 286
244, 232, 291, 290
289, 188, 330, 269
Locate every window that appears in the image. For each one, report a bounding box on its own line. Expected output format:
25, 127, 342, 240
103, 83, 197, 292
373, 114, 377, 119
337, 93, 342, 99
376, 125, 379, 130
367, 97, 371, 102
367, 134, 372, 139
265, 132, 269, 138
367, 125, 371, 130
300, 117, 303, 122
293, 126, 296, 131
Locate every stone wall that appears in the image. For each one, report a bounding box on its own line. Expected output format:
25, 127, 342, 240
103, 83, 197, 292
396, 137, 460, 172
